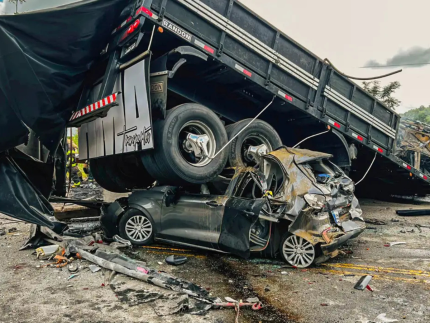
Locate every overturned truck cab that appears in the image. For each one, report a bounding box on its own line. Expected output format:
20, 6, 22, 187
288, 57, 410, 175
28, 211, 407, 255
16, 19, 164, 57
101, 146, 365, 268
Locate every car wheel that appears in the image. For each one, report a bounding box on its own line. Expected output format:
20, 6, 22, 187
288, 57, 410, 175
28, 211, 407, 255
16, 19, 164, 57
91, 153, 154, 193
225, 119, 282, 168
142, 103, 229, 185
280, 232, 315, 268
119, 209, 154, 246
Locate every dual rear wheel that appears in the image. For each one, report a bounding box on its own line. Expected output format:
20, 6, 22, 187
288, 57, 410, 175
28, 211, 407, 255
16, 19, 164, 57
91, 103, 283, 190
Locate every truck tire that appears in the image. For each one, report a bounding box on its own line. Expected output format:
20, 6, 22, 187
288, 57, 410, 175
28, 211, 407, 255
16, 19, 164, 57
225, 119, 282, 168
143, 103, 228, 185
91, 153, 154, 193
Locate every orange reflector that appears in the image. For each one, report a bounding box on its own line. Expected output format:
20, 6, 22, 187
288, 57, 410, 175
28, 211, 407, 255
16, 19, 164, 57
327, 125, 331, 130
158, 27, 164, 33
410, 173, 413, 177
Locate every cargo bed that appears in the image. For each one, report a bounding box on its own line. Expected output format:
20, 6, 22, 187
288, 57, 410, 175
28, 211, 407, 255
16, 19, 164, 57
134, 0, 429, 194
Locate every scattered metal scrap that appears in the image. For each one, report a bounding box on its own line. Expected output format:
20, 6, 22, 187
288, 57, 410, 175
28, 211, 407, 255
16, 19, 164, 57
396, 118, 430, 174
25, 226, 261, 319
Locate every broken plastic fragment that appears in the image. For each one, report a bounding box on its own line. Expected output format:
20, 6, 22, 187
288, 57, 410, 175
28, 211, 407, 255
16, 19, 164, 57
67, 274, 79, 281
354, 275, 372, 290
384, 242, 406, 247
375, 313, 399, 322
165, 255, 188, 266
89, 265, 101, 273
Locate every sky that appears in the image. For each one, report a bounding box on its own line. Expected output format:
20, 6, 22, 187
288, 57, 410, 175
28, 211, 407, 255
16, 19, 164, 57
2, 0, 429, 113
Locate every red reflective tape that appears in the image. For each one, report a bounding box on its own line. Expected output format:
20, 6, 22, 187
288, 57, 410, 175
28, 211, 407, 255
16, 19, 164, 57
107, 96, 111, 104
126, 17, 132, 22
113, 93, 117, 101
97, 101, 101, 109
353, 133, 363, 141
102, 99, 106, 106
203, 45, 214, 54
243, 69, 252, 77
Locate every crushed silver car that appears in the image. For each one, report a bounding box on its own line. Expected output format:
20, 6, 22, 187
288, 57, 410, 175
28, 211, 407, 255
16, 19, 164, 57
101, 147, 365, 268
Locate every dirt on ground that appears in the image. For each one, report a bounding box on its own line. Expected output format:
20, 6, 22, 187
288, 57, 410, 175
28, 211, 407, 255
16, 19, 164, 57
1, 199, 430, 323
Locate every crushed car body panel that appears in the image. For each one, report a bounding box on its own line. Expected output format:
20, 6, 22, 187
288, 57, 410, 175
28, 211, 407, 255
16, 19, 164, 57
102, 146, 365, 262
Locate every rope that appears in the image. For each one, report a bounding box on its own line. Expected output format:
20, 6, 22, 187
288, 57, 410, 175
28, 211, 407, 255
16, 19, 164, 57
292, 130, 330, 148
209, 96, 275, 159
355, 152, 377, 185
324, 58, 402, 81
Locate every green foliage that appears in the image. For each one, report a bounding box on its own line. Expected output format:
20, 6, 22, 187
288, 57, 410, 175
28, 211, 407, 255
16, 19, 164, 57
362, 80, 401, 110
402, 105, 430, 123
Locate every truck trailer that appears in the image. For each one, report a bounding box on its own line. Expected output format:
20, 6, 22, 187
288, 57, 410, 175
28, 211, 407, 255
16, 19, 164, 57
0, 0, 427, 246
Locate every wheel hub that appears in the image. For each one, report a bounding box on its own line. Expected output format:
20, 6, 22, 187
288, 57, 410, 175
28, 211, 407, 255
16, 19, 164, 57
283, 235, 315, 268
178, 121, 216, 167
125, 215, 152, 242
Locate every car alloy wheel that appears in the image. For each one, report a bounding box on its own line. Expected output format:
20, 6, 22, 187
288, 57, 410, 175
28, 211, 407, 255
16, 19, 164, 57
125, 215, 153, 242
282, 234, 315, 268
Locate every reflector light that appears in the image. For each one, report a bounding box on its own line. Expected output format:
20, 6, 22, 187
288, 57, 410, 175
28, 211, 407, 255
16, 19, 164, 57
127, 20, 140, 35
203, 45, 214, 54
243, 69, 252, 77
407, 165, 412, 170
136, 6, 153, 17
424, 175, 428, 180
378, 148, 383, 153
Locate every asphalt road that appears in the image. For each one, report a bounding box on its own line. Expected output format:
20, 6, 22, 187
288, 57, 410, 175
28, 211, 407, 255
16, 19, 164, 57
1, 199, 430, 323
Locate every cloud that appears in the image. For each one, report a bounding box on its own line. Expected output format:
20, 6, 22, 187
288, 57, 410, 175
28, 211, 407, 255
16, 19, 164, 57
364, 47, 430, 68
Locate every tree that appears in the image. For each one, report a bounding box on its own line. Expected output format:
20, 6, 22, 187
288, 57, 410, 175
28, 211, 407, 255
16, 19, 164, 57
8, 0, 26, 14
402, 105, 430, 123
362, 80, 401, 110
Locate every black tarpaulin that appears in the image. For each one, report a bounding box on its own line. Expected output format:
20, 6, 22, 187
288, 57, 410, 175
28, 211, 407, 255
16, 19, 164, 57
0, 0, 132, 153
0, 153, 63, 229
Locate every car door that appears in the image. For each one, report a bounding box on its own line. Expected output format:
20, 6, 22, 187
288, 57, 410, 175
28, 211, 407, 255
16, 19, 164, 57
158, 193, 228, 249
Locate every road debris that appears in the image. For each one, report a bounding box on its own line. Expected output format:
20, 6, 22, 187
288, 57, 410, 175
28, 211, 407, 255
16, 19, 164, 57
165, 255, 188, 266
36, 245, 61, 259
364, 218, 386, 225
384, 242, 406, 247
0, 227, 5, 236
89, 265, 101, 273
375, 313, 399, 322
8, 227, 18, 233
67, 274, 79, 281
354, 275, 373, 290
396, 209, 430, 216
68, 263, 79, 273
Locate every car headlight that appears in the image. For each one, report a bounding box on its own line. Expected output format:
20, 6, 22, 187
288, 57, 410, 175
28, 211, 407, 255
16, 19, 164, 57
304, 193, 326, 209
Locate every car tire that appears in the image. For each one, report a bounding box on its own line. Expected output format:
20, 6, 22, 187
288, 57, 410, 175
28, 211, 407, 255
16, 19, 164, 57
90, 153, 154, 193
143, 103, 229, 185
225, 119, 282, 168
280, 232, 316, 268
118, 208, 154, 246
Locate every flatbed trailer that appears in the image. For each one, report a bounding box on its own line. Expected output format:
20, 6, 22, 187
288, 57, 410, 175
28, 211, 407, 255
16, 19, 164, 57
74, 0, 430, 196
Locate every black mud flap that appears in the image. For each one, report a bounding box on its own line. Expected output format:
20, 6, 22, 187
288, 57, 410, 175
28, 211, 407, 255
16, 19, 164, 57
218, 198, 265, 259
0, 154, 65, 232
